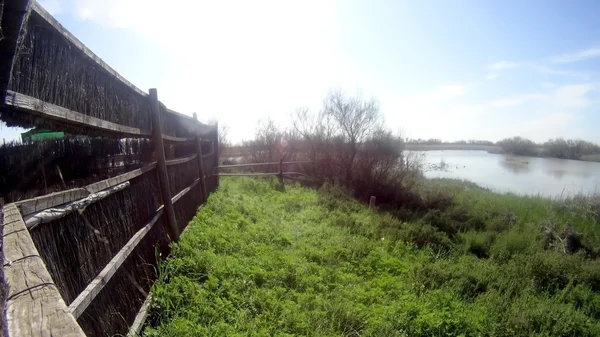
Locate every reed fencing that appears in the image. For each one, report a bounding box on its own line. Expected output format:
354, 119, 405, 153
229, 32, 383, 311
0, 1, 219, 336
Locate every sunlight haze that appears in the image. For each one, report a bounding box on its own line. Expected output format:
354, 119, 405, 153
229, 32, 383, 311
12, 0, 600, 143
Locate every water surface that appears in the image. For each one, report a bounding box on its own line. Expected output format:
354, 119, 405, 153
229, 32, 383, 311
420, 150, 600, 197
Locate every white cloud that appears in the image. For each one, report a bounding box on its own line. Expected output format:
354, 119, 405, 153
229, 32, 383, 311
490, 61, 518, 70
541, 82, 555, 89
487, 93, 547, 108
553, 84, 595, 108
489, 60, 581, 78
527, 64, 580, 77
551, 47, 600, 64
485, 74, 497, 80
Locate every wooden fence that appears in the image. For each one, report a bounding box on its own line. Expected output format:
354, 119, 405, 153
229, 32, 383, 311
0, 1, 219, 336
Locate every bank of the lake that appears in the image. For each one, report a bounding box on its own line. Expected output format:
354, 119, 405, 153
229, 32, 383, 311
421, 150, 600, 197
145, 177, 600, 337
406, 144, 600, 163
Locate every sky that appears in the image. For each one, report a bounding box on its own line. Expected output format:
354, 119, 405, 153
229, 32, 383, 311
2, 0, 600, 144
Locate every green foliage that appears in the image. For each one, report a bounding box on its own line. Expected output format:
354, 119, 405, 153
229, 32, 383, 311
146, 177, 600, 337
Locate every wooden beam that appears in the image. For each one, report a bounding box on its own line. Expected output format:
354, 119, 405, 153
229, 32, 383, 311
30, 1, 147, 98
67, 209, 163, 319
202, 151, 215, 159
2, 204, 85, 336
14, 163, 156, 216
5, 91, 151, 137
172, 179, 200, 204
85, 162, 157, 194
126, 295, 152, 337
16, 188, 89, 216
149, 88, 179, 241
0, 0, 32, 102
161, 134, 193, 143
165, 154, 197, 167
219, 161, 314, 169
25, 182, 130, 230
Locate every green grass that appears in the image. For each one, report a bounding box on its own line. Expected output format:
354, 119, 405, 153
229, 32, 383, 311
145, 178, 600, 337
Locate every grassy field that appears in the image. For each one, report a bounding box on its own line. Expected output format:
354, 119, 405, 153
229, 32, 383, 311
145, 178, 600, 337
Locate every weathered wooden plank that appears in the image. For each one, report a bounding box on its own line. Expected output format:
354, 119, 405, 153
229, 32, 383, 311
126, 295, 152, 337
162, 134, 193, 142
165, 154, 197, 167
5, 91, 151, 137
149, 88, 179, 242
218, 161, 314, 169
13, 163, 156, 217
15, 188, 89, 216
68, 209, 164, 319
85, 162, 157, 194
172, 179, 200, 204
202, 151, 216, 159
31, 1, 147, 98
2, 204, 85, 337
25, 182, 130, 230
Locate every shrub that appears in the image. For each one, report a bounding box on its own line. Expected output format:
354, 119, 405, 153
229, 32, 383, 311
460, 231, 497, 259
420, 209, 458, 237
522, 251, 582, 293
490, 229, 537, 262
396, 223, 453, 251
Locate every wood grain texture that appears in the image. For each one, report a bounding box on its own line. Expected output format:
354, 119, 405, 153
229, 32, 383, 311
172, 179, 200, 204
68, 210, 163, 319
16, 188, 89, 216
149, 88, 179, 242
31, 1, 147, 98
126, 295, 152, 337
25, 182, 130, 230
85, 162, 156, 194
5, 91, 151, 137
2, 203, 85, 337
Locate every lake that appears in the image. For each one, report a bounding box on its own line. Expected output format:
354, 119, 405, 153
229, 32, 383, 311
420, 150, 600, 197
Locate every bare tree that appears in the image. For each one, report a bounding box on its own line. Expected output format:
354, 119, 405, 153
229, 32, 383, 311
244, 118, 280, 163
323, 89, 382, 183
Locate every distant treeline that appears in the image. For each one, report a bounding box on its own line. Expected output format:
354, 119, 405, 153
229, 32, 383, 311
496, 136, 600, 160
406, 137, 600, 161
407, 138, 495, 146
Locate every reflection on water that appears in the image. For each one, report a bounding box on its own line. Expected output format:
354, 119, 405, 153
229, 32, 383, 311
499, 158, 531, 175
419, 150, 600, 197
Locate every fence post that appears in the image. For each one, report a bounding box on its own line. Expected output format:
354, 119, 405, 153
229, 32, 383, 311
195, 137, 208, 202
148, 88, 179, 241
0, 0, 32, 102
369, 196, 376, 209
214, 123, 220, 187
278, 158, 283, 183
